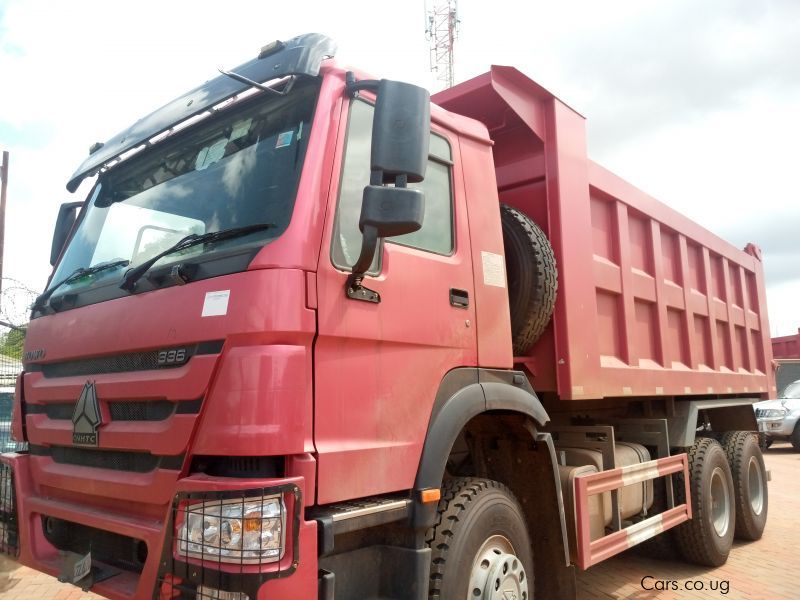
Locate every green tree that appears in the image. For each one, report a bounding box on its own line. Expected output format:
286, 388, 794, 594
0, 327, 26, 359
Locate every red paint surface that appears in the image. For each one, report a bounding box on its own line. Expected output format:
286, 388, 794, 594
313, 78, 479, 502
435, 66, 774, 400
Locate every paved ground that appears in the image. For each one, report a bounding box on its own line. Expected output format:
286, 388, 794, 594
0, 556, 99, 600
576, 441, 800, 599
0, 443, 797, 599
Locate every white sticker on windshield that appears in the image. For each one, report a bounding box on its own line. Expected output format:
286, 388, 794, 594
195, 138, 227, 170
275, 130, 294, 148
230, 118, 252, 141
202, 290, 230, 317
481, 251, 506, 288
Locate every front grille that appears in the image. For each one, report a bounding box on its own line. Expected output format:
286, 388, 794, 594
26, 340, 224, 378
27, 403, 75, 420
109, 401, 175, 421
0, 463, 19, 557
43, 516, 147, 573
29, 445, 184, 473
26, 398, 202, 421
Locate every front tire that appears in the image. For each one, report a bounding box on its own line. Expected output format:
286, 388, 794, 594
720, 431, 768, 540
791, 423, 800, 451
673, 438, 735, 567
426, 478, 533, 600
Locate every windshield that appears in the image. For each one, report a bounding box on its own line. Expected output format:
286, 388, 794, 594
49, 78, 319, 297
782, 381, 800, 399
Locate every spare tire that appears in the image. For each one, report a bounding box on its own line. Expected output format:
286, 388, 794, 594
500, 204, 558, 355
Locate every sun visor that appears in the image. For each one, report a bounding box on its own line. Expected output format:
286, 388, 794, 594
66, 33, 336, 192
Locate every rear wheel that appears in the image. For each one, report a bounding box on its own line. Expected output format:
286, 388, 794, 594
720, 431, 768, 540
673, 437, 735, 567
426, 478, 533, 600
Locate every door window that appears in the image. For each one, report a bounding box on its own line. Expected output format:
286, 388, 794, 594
332, 100, 454, 271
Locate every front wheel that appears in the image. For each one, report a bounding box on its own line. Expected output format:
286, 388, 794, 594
791, 423, 800, 451
426, 478, 533, 600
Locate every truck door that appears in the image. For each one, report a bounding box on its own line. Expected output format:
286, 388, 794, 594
314, 98, 477, 503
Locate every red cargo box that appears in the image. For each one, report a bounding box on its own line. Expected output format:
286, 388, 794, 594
773, 329, 800, 359
435, 67, 775, 401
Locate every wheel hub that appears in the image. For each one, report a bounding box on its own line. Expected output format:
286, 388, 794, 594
747, 455, 764, 515
468, 535, 529, 600
709, 466, 731, 537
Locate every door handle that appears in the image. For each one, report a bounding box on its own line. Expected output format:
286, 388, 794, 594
450, 288, 469, 308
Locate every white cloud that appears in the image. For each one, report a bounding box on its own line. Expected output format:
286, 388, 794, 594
0, 0, 797, 335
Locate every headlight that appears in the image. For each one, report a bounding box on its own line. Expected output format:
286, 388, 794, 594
758, 408, 787, 419
176, 495, 285, 564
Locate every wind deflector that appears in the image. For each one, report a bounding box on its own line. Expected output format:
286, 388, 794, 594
66, 33, 336, 192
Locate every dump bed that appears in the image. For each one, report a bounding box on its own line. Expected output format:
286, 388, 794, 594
434, 67, 775, 401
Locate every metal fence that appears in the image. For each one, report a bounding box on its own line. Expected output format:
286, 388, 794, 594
0, 321, 25, 452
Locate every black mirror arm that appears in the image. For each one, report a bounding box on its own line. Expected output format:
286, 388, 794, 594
351, 225, 379, 277
345, 225, 381, 304
345, 72, 380, 97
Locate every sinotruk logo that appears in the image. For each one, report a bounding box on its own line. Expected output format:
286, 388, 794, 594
72, 381, 102, 446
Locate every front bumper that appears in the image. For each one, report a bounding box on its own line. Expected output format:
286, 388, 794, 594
0, 453, 318, 600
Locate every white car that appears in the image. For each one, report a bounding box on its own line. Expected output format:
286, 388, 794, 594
754, 380, 800, 449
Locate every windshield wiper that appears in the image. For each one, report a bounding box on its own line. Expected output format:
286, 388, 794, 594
120, 223, 274, 292
33, 259, 130, 313
217, 69, 296, 96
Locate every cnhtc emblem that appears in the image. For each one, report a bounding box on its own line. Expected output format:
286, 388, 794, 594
72, 381, 102, 446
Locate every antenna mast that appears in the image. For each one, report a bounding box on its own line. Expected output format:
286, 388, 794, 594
425, 0, 459, 89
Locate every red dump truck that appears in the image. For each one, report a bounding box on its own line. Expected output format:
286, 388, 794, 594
2, 34, 774, 599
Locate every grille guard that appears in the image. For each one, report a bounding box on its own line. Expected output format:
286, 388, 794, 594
154, 481, 302, 599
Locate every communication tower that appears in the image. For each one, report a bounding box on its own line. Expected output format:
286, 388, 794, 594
425, 0, 459, 89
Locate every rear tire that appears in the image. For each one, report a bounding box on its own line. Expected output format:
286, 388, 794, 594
720, 431, 768, 540
500, 205, 558, 355
426, 478, 533, 600
673, 438, 735, 567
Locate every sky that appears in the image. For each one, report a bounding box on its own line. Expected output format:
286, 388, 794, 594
0, 0, 798, 334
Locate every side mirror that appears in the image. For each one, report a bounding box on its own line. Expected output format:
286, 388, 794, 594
360, 186, 424, 239
50, 201, 83, 266
347, 79, 430, 302
370, 80, 431, 184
